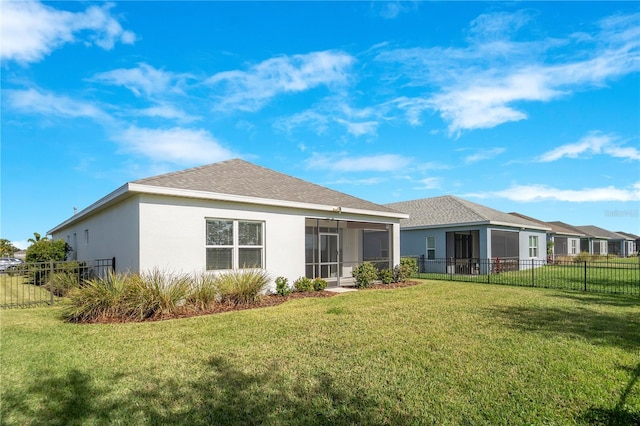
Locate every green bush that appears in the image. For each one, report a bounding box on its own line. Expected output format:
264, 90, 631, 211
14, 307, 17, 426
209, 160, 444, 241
215, 269, 270, 305
64, 271, 130, 322
293, 276, 314, 292
574, 252, 591, 263
187, 273, 219, 310
312, 277, 328, 291
25, 239, 70, 263
379, 268, 393, 284
275, 276, 292, 296
394, 257, 418, 283
126, 269, 191, 319
352, 262, 379, 288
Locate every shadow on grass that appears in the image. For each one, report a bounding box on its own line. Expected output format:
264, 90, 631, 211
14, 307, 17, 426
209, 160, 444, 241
2, 357, 418, 425
488, 304, 640, 351
549, 291, 640, 308
580, 362, 640, 425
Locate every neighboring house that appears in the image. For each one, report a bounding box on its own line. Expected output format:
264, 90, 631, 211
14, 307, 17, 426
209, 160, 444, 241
616, 231, 639, 255
48, 159, 407, 289
509, 212, 583, 259
548, 221, 609, 256
385, 196, 550, 274
575, 225, 636, 257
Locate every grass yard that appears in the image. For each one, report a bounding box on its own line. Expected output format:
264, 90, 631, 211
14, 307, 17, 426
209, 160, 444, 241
418, 261, 640, 296
1, 280, 639, 425
0, 274, 55, 308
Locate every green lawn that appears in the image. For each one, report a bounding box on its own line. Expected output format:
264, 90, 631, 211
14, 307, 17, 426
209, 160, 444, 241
418, 261, 640, 296
0, 274, 55, 308
1, 281, 639, 425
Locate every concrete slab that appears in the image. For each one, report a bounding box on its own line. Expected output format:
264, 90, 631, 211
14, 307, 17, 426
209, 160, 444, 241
325, 287, 358, 293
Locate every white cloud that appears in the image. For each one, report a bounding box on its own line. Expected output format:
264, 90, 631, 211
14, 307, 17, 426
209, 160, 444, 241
137, 103, 200, 124
413, 177, 442, 190
335, 119, 378, 137
92, 63, 191, 97
0, 1, 135, 64
376, 11, 640, 135
470, 182, 640, 202
274, 110, 330, 135
538, 132, 640, 162
206, 50, 355, 111
5, 88, 111, 121
306, 153, 412, 172
464, 147, 506, 164
115, 126, 235, 165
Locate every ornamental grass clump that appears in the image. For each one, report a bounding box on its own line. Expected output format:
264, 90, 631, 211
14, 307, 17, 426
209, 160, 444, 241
125, 269, 191, 320
187, 273, 219, 309
64, 270, 130, 322
215, 269, 270, 305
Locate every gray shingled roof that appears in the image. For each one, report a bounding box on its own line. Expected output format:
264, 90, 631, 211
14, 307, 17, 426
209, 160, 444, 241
575, 225, 632, 240
509, 212, 584, 236
385, 195, 549, 229
133, 158, 400, 214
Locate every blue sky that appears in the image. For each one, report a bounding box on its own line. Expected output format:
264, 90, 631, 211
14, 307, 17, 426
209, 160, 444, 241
1, 1, 639, 249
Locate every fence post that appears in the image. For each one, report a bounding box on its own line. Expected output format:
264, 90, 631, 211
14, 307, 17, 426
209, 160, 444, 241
583, 261, 587, 292
531, 258, 535, 287
112, 257, 116, 273
49, 261, 54, 305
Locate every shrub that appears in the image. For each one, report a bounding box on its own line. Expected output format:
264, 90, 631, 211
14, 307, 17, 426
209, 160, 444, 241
393, 258, 417, 283
64, 271, 130, 322
352, 262, 378, 288
379, 268, 393, 284
187, 273, 219, 310
215, 269, 270, 305
25, 239, 71, 263
312, 277, 328, 291
293, 276, 313, 292
574, 252, 591, 263
275, 276, 292, 296
126, 269, 192, 319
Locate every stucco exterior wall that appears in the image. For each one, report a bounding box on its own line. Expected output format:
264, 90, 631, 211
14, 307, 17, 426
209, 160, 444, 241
51, 197, 140, 272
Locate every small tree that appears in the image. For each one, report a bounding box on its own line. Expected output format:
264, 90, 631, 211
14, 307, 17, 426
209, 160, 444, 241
0, 239, 19, 257
26, 239, 71, 263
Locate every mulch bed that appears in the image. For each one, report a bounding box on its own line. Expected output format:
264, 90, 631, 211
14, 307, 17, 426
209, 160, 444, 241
85, 281, 422, 324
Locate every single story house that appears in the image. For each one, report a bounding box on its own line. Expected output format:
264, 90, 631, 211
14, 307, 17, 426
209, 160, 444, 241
548, 221, 610, 256
615, 231, 639, 255
385, 196, 550, 274
48, 159, 408, 290
575, 225, 636, 257
509, 212, 583, 259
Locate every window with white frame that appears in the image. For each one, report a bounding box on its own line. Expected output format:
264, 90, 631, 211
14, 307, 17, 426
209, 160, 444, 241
426, 236, 436, 260
571, 239, 577, 255
206, 219, 264, 270
528, 236, 538, 258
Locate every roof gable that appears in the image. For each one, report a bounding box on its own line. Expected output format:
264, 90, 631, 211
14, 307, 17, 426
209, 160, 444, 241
386, 196, 549, 230
509, 212, 584, 236
133, 159, 398, 214
575, 225, 632, 240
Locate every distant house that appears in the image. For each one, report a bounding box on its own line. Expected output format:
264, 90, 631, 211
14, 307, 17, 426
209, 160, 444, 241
615, 231, 639, 255
548, 222, 610, 256
575, 225, 636, 257
385, 196, 550, 274
509, 212, 583, 258
48, 159, 407, 290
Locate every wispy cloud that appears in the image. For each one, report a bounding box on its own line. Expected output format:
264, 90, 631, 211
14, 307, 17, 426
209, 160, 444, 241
136, 103, 200, 124
537, 132, 640, 162
464, 147, 506, 164
413, 177, 442, 190
206, 50, 355, 111
469, 182, 640, 202
5, 88, 112, 122
306, 153, 412, 172
91, 63, 192, 97
335, 119, 378, 137
114, 126, 235, 166
0, 1, 135, 64
376, 11, 640, 135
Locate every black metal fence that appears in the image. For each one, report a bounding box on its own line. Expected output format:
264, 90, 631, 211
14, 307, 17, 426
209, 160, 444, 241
414, 257, 640, 297
0, 258, 115, 308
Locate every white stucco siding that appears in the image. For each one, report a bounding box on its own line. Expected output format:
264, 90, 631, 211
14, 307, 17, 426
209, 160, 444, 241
51, 197, 140, 272
137, 195, 307, 284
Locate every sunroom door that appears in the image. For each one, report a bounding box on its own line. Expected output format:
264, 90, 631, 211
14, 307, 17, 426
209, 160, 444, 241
319, 233, 339, 279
